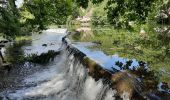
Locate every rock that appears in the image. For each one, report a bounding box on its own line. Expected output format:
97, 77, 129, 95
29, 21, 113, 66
1, 40, 8, 43
42, 44, 47, 47
0, 44, 5, 48
28, 50, 60, 64
158, 82, 170, 93
111, 71, 143, 99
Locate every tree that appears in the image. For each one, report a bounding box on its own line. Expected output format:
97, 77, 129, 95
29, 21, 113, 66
106, 0, 156, 28
0, 0, 20, 37
21, 0, 73, 30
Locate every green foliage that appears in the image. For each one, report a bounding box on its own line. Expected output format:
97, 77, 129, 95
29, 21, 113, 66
106, 0, 156, 28
20, 0, 75, 30
1, 0, 77, 37
91, 0, 108, 26
75, 0, 89, 8
19, 8, 35, 24
0, 0, 20, 37
71, 2, 80, 19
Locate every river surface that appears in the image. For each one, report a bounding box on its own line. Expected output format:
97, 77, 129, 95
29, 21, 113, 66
0, 29, 119, 100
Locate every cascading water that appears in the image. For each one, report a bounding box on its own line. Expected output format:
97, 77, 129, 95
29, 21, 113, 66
0, 29, 119, 100
1, 48, 117, 100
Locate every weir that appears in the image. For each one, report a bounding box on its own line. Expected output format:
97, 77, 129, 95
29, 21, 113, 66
0, 29, 117, 100
0, 29, 168, 100
62, 32, 144, 100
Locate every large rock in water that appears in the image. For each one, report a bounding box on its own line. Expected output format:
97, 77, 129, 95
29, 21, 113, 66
111, 71, 144, 100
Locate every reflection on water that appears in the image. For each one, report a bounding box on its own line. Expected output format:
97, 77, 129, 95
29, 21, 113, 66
72, 42, 146, 72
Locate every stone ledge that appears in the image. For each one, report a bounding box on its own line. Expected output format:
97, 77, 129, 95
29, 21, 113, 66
62, 32, 147, 99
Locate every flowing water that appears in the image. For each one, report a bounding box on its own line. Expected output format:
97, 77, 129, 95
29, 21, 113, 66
0, 29, 118, 100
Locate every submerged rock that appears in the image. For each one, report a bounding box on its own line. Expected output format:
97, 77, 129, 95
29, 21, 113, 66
42, 44, 47, 47
158, 82, 170, 94
111, 71, 142, 99
0, 44, 5, 48
26, 50, 60, 64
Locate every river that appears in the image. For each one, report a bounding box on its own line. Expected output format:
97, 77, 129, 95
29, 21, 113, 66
0, 29, 117, 100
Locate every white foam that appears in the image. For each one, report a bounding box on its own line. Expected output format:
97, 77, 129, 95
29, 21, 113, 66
44, 29, 67, 34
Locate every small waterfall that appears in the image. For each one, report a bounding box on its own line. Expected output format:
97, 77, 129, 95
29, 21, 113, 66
1, 46, 118, 100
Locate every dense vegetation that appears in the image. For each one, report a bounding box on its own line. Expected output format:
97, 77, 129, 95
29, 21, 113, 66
0, 0, 20, 37
0, 0, 80, 38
